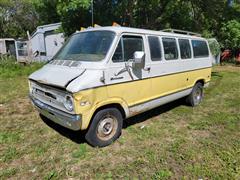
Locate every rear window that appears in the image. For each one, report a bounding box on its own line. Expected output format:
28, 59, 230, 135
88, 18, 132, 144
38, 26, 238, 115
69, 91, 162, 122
192, 40, 209, 58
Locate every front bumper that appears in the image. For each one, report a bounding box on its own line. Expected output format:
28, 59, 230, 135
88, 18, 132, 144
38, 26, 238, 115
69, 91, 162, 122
30, 96, 81, 131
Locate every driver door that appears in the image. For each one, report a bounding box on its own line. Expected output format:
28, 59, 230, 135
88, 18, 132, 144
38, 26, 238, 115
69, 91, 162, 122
106, 34, 151, 108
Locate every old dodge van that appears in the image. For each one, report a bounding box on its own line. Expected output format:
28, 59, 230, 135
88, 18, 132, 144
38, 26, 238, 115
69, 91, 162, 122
29, 27, 212, 147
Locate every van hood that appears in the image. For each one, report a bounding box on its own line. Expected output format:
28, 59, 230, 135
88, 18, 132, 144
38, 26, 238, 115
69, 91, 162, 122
29, 64, 86, 88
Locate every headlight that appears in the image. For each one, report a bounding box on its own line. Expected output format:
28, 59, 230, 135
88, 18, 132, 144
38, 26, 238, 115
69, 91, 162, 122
63, 95, 74, 111
28, 81, 33, 93
28, 81, 36, 95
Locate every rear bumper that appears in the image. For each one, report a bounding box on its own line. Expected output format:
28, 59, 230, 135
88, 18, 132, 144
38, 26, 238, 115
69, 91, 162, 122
30, 96, 81, 131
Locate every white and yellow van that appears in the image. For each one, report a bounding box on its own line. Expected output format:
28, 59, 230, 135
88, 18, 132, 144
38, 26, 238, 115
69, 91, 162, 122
29, 27, 212, 147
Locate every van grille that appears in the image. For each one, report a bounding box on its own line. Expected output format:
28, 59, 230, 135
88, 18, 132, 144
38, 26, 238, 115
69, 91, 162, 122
30, 81, 74, 114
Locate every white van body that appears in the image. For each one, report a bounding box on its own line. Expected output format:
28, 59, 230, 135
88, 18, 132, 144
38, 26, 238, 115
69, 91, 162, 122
29, 27, 212, 146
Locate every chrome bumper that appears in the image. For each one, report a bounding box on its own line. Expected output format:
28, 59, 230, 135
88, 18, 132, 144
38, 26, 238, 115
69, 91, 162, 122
30, 96, 81, 131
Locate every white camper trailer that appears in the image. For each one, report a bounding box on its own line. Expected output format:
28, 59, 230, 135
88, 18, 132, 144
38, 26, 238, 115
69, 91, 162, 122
30, 23, 65, 61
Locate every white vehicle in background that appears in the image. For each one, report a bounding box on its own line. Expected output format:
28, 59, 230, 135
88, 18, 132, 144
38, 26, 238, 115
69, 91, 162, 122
208, 38, 221, 64
0, 38, 16, 57
30, 23, 64, 62
29, 26, 212, 147
0, 38, 29, 63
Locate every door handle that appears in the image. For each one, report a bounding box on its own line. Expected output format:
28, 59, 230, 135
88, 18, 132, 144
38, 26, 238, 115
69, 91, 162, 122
144, 67, 151, 72
110, 77, 124, 81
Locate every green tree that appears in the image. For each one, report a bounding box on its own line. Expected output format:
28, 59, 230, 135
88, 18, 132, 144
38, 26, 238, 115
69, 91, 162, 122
1, 0, 240, 48
219, 20, 240, 49
92, 0, 119, 26
33, 0, 60, 25
0, 0, 38, 38
56, 0, 91, 36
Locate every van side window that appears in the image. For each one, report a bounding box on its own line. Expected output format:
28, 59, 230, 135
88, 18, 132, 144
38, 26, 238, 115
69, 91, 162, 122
192, 40, 209, 58
162, 38, 178, 60
112, 40, 123, 62
178, 39, 192, 59
112, 35, 143, 62
148, 36, 161, 61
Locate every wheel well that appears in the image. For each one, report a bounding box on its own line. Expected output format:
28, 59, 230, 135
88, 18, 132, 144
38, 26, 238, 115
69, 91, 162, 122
84, 103, 126, 131
196, 79, 205, 86
92, 103, 126, 120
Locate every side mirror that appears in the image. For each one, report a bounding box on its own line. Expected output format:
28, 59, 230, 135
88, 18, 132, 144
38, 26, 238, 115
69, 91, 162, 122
133, 51, 145, 69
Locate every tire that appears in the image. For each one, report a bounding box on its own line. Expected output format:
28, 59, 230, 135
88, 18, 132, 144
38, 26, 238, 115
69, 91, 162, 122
85, 108, 123, 147
186, 82, 204, 107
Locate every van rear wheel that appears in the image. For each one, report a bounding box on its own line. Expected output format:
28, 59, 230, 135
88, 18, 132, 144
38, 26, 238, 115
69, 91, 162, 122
186, 82, 203, 107
85, 108, 123, 147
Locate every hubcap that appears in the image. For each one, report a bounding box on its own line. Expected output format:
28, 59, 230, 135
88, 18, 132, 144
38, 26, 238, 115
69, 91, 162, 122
97, 115, 118, 141
193, 87, 202, 105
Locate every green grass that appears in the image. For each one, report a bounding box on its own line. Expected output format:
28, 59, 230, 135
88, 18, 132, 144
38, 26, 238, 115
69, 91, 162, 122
0, 61, 239, 179
0, 57, 43, 78
0, 168, 18, 178
71, 144, 87, 158
152, 169, 172, 180
0, 132, 21, 144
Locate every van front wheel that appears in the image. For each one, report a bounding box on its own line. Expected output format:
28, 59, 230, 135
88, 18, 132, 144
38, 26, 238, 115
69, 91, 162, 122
85, 108, 123, 147
186, 82, 203, 107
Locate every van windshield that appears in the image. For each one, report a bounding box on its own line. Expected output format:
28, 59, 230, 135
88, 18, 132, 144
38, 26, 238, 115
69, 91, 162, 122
54, 31, 115, 61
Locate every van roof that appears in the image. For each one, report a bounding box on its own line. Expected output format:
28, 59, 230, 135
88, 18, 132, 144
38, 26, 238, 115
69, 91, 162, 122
77, 26, 206, 40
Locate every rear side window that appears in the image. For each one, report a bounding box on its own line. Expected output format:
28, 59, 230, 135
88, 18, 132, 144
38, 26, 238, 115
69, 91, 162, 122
192, 40, 209, 58
178, 39, 192, 59
148, 36, 161, 61
162, 38, 178, 60
112, 35, 143, 62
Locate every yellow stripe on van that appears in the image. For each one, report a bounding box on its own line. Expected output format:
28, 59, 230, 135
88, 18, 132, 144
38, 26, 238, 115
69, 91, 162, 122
73, 67, 211, 130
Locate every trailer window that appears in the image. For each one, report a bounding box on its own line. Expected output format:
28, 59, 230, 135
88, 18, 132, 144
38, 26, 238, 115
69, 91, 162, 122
162, 38, 178, 60
148, 36, 161, 61
178, 39, 192, 59
113, 35, 143, 62
16, 41, 28, 56
192, 40, 209, 58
